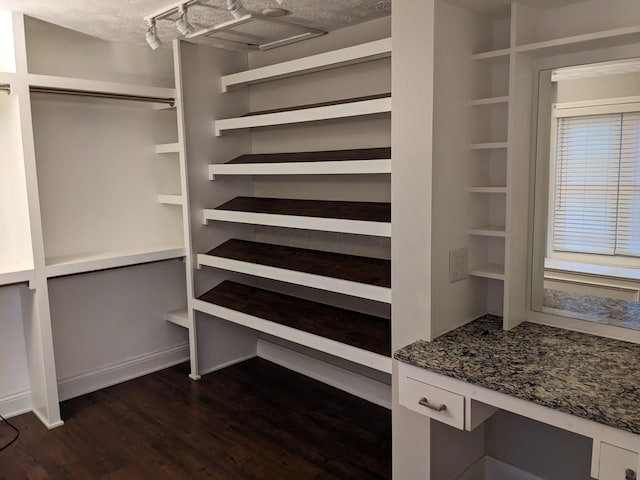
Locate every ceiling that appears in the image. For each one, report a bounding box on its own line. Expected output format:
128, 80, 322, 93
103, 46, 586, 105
0, 0, 391, 50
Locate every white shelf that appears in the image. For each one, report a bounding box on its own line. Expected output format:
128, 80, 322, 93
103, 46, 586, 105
192, 298, 391, 373
209, 159, 391, 178
165, 308, 189, 329
221, 38, 392, 92
158, 194, 184, 206
468, 225, 506, 238
470, 96, 509, 106
45, 244, 185, 278
196, 253, 391, 303
516, 25, 640, 57
0, 263, 34, 287
202, 208, 391, 237
155, 143, 180, 154
469, 186, 507, 194
469, 263, 505, 281
470, 142, 508, 150
471, 48, 511, 62
27, 73, 176, 102
214, 95, 392, 136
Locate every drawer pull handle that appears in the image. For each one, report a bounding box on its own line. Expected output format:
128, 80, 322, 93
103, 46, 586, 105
418, 397, 447, 412
626, 469, 636, 480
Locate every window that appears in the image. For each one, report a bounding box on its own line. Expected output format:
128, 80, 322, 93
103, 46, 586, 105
550, 99, 640, 260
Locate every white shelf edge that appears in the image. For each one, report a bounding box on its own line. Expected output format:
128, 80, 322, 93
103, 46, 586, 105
45, 245, 186, 278
27, 73, 176, 100
0, 264, 34, 287
193, 298, 391, 374
468, 225, 507, 238
165, 308, 189, 329
0, 72, 15, 84
208, 159, 392, 179
470, 142, 508, 150
155, 143, 180, 154
470, 96, 509, 106
159, 194, 184, 206
214, 96, 391, 136
202, 209, 391, 237
196, 253, 391, 303
469, 264, 505, 281
471, 48, 511, 62
515, 25, 640, 56
469, 186, 507, 194
221, 37, 392, 92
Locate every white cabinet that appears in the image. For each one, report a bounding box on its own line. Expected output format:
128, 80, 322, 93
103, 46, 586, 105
599, 443, 639, 480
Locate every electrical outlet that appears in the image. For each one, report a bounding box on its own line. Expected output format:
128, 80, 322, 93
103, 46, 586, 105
449, 247, 468, 283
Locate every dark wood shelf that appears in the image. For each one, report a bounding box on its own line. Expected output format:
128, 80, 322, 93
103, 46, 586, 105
214, 197, 391, 223
199, 281, 391, 357
226, 147, 391, 165
205, 239, 391, 288
242, 93, 391, 117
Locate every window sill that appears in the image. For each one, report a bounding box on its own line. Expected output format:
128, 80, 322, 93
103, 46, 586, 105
544, 258, 640, 281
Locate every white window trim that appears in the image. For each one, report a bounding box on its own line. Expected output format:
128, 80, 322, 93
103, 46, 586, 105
546, 95, 640, 275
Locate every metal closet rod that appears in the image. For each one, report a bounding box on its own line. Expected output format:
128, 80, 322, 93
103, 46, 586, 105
29, 86, 175, 106
0, 84, 10, 93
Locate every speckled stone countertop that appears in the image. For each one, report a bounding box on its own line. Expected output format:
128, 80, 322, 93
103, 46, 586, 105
394, 315, 640, 435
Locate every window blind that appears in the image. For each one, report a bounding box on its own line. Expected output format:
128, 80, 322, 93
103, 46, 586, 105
552, 111, 640, 258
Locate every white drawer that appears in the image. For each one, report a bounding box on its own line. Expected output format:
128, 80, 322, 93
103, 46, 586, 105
599, 443, 639, 480
399, 374, 465, 430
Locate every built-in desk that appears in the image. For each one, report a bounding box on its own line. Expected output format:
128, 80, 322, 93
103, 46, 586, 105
394, 316, 640, 479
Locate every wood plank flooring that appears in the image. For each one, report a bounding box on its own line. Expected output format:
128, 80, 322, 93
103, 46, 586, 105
0, 359, 391, 480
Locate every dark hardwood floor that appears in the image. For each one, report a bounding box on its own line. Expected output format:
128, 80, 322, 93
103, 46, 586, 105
0, 359, 391, 480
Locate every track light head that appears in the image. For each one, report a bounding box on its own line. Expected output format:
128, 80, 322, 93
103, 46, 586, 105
145, 20, 161, 50
176, 6, 195, 36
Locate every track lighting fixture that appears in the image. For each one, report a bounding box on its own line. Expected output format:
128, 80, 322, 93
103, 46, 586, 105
176, 5, 195, 36
145, 19, 161, 50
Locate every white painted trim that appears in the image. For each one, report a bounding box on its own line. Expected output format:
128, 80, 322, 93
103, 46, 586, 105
198, 353, 258, 376
208, 159, 392, 179
193, 298, 391, 373
470, 96, 510, 106
165, 307, 189, 329
32, 408, 64, 430
158, 194, 184, 206
470, 142, 508, 150
468, 225, 507, 238
196, 253, 392, 303
0, 389, 32, 418
27, 74, 176, 101
45, 244, 185, 278
57, 343, 189, 401
214, 97, 391, 136
471, 48, 511, 62
202, 209, 391, 237
221, 38, 392, 92
469, 186, 507, 194
257, 340, 391, 409
0, 263, 33, 286
469, 263, 505, 280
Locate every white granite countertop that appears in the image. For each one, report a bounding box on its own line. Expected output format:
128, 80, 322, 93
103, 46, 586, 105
394, 315, 640, 435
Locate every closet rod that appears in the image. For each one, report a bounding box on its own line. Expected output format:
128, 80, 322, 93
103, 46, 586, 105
0, 84, 10, 94
29, 86, 175, 106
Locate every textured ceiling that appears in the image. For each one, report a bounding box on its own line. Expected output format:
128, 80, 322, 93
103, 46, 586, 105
0, 0, 391, 49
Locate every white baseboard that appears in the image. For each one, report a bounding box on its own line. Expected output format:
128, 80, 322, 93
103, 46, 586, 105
0, 389, 32, 418
198, 353, 257, 377
57, 343, 190, 401
257, 339, 391, 409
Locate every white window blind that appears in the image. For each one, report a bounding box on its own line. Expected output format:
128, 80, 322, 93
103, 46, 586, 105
552, 110, 640, 258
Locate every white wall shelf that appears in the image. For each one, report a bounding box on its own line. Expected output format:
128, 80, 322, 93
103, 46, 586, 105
470, 142, 508, 150
515, 25, 640, 57
158, 194, 184, 206
165, 307, 189, 329
214, 94, 391, 136
471, 48, 511, 63
470, 96, 510, 106
208, 147, 392, 179
27, 73, 176, 103
202, 197, 391, 237
45, 244, 185, 278
0, 264, 34, 287
221, 38, 392, 92
469, 263, 505, 281
470, 186, 507, 194
469, 226, 506, 238
155, 143, 180, 154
